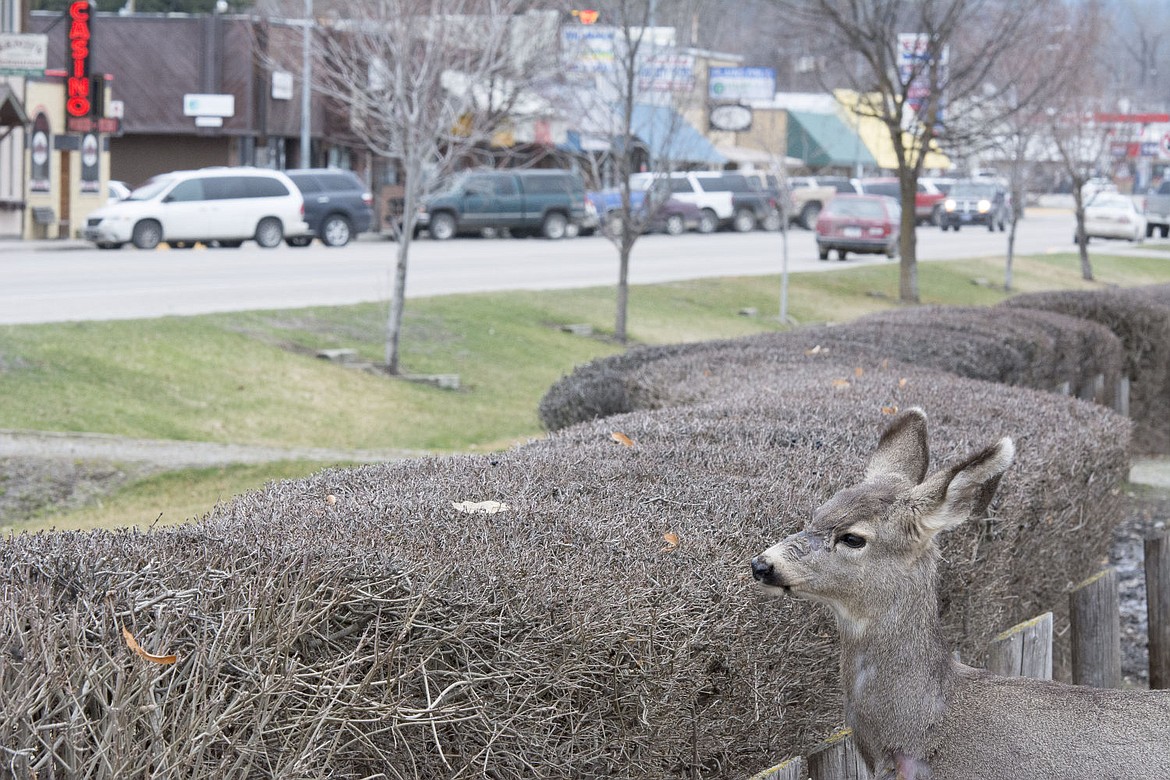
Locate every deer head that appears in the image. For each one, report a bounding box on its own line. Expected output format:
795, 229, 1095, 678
750, 408, 1015, 634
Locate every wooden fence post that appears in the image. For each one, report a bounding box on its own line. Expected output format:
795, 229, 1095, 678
748, 756, 806, 780
1146, 532, 1170, 689
808, 728, 871, 780
986, 612, 1053, 680
1070, 568, 1122, 688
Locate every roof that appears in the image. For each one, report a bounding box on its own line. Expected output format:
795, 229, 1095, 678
786, 110, 874, 168
834, 90, 952, 171
630, 104, 726, 166
0, 85, 28, 127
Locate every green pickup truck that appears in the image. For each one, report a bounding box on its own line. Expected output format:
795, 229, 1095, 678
419, 169, 588, 240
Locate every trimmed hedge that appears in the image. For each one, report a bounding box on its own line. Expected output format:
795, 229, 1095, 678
1003, 288, 1170, 453
1, 367, 1128, 778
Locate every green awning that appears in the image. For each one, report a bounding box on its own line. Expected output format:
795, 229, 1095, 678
787, 110, 874, 169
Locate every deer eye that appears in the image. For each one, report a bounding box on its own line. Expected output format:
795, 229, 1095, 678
837, 533, 867, 549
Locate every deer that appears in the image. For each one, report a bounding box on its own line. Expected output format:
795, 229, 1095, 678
750, 408, 1170, 779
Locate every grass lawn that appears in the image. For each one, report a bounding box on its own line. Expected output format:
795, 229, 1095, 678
3, 247, 1167, 532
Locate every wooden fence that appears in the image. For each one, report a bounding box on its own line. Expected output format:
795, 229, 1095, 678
749, 530, 1170, 780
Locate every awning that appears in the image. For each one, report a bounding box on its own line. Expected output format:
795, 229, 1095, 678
716, 144, 803, 168
630, 103, 726, 166
834, 89, 952, 171
786, 110, 874, 169
0, 85, 28, 127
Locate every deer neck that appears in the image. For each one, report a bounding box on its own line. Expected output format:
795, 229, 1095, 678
834, 557, 954, 764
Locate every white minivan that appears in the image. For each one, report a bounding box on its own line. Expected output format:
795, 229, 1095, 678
83, 167, 309, 250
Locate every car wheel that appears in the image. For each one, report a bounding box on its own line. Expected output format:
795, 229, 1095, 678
836, 249, 848, 261
931, 205, 943, 226
1147, 224, 1156, 238
732, 208, 755, 233
697, 209, 718, 234
763, 209, 783, 232
320, 214, 353, 247
429, 212, 456, 240
1162, 225, 1169, 238
987, 220, 996, 232
542, 211, 568, 240
286, 235, 313, 248
664, 214, 685, 236
254, 218, 283, 248
818, 247, 830, 261
565, 222, 580, 238
131, 220, 162, 250
886, 244, 898, 259
799, 202, 821, 230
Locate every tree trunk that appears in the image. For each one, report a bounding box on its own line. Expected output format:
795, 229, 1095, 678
615, 239, 631, 343
898, 171, 920, 303
385, 236, 410, 374
1005, 217, 1016, 292
1072, 190, 1094, 281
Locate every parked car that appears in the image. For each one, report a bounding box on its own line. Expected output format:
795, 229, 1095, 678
854, 177, 947, 225
587, 188, 702, 236
786, 176, 855, 229
283, 168, 373, 247
419, 169, 587, 240
815, 194, 900, 261
1143, 179, 1170, 238
107, 179, 130, 205
630, 172, 729, 234
83, 167, 308, 250
686, 171, 782, 231
940, 180, 1010, 232
1081, 192, 1146, 243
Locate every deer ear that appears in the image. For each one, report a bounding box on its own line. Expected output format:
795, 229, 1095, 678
911, 437, 1015, 537
865, 407, 929, 485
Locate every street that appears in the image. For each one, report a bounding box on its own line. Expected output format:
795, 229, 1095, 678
0, 208, 1152, 325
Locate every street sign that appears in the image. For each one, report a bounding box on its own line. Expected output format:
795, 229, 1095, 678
183, 93, 234, 118
708, 67, 775, 102
0, 33, 47, 76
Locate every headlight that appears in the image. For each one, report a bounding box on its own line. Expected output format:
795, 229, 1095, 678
944, 198, 956, 212
977, 199, 991, 213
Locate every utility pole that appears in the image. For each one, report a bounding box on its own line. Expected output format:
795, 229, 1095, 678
299, 0, 311, 168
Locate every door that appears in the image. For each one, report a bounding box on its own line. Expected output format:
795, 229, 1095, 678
160, 178, 214, 240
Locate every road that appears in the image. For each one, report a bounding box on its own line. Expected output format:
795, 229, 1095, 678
0, 208, 1148, 325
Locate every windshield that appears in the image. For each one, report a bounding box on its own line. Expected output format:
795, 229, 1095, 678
827, 198, 887, 219
126, 175, 175, 201
950, 183, 997, 199
1088, 193, 1131, 209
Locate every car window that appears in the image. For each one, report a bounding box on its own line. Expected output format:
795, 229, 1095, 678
523, 175, 575, 195
668, 178, 694, 194
166, 179, 205, 202
243, 176, 290, 198
319, 173, 359, 191
202, 176, 248, 200
491, 176, 518, 196
128, 175, 173, 201
827, 198, 886, 219
697, 175, 751, 192
832, 181, 856, 193
862, 181, 900, 198
291, 174, 324, 194
951, 184, 997, 198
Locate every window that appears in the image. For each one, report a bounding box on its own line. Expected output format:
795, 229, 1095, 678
292, 175, 324, 194
863, 182, 899, 198
522, 174, 571, 195
243, 176, 290, 198
202, 176, 247, 200
697, 175, 751, 192
492, 176, 519, 196
320, 173, 359, 191
668, 178, 694, 194
166, 179, 205, 202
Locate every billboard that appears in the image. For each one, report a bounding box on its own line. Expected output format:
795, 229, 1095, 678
0, 33, 47, 76
897, 33, 948, 125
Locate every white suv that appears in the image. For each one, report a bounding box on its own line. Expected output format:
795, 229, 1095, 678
629, 171, 735, 233
84, 167, 309, 250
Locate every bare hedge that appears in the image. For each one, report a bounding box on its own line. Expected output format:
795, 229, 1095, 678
1003, 288, 1170, 453
539, 305, 1125, 432
1, 367, 1129, 778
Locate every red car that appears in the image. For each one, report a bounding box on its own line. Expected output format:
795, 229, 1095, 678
854, 177, 947, 225
815, 194, 901, 261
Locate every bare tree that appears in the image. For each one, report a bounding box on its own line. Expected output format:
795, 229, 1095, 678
560, 0, 713, 343
304, 1, 556, 373
773, 0, 1058, 303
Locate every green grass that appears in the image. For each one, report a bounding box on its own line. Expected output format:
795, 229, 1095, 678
4, 247, 1168, 532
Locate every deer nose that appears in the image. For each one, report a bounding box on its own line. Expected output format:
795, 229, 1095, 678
750, 556, 774, 582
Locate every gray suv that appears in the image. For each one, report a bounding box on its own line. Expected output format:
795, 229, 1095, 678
419, 169, 587, 240
284, 169, 374, 247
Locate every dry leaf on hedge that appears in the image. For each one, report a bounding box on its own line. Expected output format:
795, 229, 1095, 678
831, 378, 851, 389
854, 367, 864, 378
122, 625, 177, 665
804, 345, 823, 355
611, 432, 636, 447
325, 494, 337, 505
661, 532, 680, 552
898, 378, 909, 388
881, 405, 899, 415
452, 500, 510, 515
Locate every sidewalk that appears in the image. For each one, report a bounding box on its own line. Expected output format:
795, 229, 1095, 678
0, 236, 90, 252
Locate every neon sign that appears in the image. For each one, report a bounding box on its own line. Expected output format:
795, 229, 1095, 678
66, 0, 92, 118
